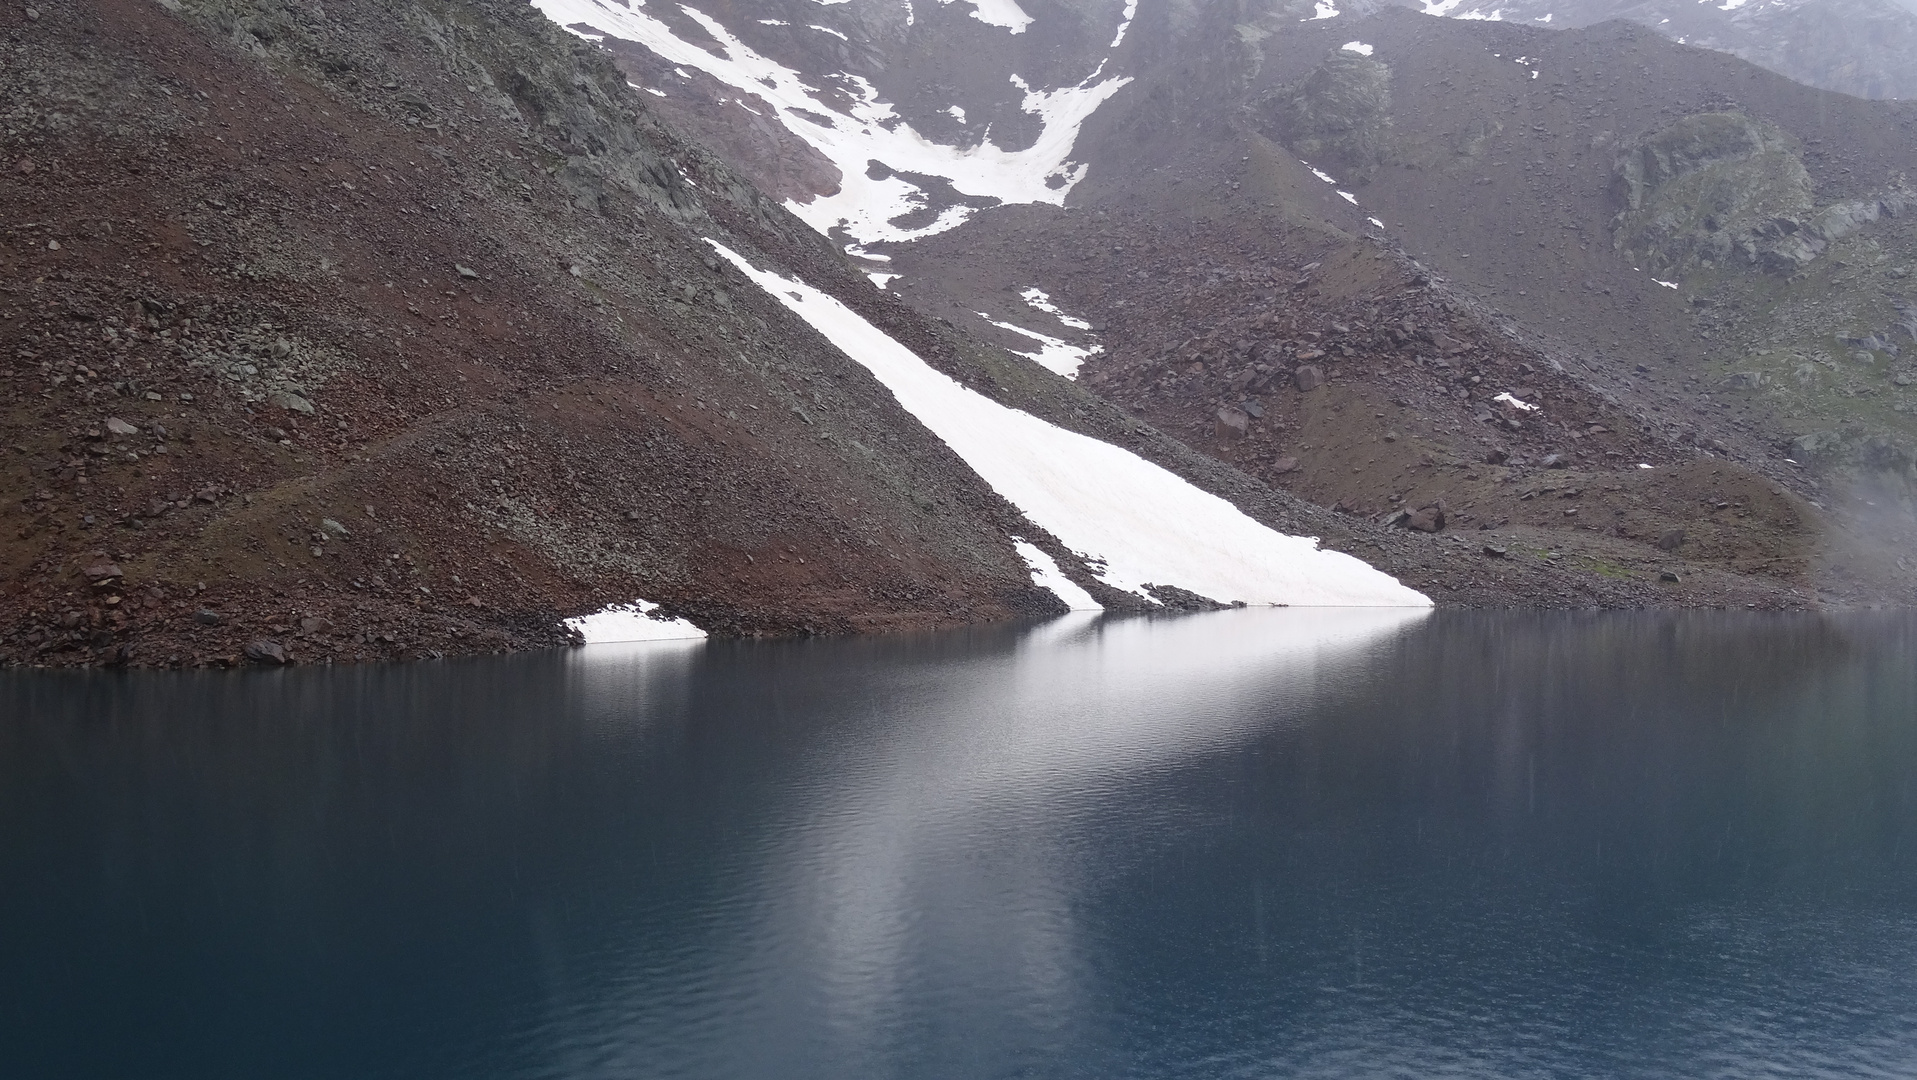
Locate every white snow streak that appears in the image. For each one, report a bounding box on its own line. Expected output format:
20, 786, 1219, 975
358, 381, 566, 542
1341, 40, 1374, 55
535, 0, 1129, 245
1110, 0, 1139, 47
981, 313, 1103, 377
868, 272, 902, 289
1336, 190, 1358, 204
712, 242, 1430, 609
1493, 392, 1539, 412
1368, 216, 1386, 228
946, 105, 967, 123
1308, 165, 1338, 185
1655, 278, 1680, 289
941, 0, 1034, 33
567, 599, 708, 643
1308, 0, 1340, 19
1014, 539, 1103, 609
808, 23, 849, 39
1020, 287, 1093, 329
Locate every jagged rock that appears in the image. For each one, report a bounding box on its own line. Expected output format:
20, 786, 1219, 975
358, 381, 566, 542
1214, 406, 1250, 440
104, 417, 138, 436
1262, 50, 1394, 184
244, 639, 287, 664
268, 390, 315, 414
1295, 365, 1325, 391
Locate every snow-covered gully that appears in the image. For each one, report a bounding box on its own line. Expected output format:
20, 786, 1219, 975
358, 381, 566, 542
709, 241, 1432, 611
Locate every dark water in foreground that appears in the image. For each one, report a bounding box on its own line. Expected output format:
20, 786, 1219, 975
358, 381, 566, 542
5, 611, 1917, 1079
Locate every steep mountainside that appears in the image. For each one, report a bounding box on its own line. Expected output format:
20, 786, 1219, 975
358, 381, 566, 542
1381, 0, 1917, 103
556, 0, 1917, 603
7, 0, 1903, 669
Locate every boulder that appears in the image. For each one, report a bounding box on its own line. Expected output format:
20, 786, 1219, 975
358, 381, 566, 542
244, 640, 287, 665
1294, 365, 1325, 392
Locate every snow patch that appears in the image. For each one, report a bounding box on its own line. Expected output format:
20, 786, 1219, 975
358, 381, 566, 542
1655, 278, 1680, 289
868, 272, 901, 289
1013, 539, 1103, 610
940, 0, 1034, 33
1110, 0, 1139, 47
534, 0, 1129, 245
981, 313, 1104, 378
1368, 216, 1386, 229
711, 242, 1430, 609
1307, 0, 1340, 19
1307, 164, 1338, 185
757, 17, 789, 25
1637, 463, 1655, 469
1020, 287, 1093, 330
1535, 12, 1552, 21
946, 105, 967, 123
1336, 190, 1358, 205
1493, 392, 1539, 412
808, 23, 849, 39
567, 599, 707, 643
1340, 40, 1374, 56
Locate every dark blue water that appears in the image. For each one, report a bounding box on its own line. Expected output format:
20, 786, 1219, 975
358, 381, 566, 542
5, 610, 1917, 1079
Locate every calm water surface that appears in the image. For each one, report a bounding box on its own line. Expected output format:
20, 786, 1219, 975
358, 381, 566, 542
5, 610, 1917, 1078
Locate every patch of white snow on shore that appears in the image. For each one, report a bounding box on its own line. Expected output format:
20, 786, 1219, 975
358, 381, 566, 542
711, 242, 1430, 609
535, 0, 1128, 245
868, 272, 901, 289
1341, 40, 1374, 55
1307, 0, 1340, 18
567, 599, 708, 643
1014, 539, 1103, 609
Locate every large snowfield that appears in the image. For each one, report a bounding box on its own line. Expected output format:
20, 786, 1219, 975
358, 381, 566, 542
710, 242, 1432, 610
533, 0, 1131, 243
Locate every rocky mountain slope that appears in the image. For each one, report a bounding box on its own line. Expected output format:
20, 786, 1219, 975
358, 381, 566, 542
6, 0, 1906, 669
556, 0, 1917, 604
1381, 0, 1917, 103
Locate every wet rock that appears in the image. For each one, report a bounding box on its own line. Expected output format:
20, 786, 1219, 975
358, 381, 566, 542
244, 640, 287, 664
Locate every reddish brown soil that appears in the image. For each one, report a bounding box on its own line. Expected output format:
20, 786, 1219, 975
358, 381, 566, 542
0, 0, 1063, 668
